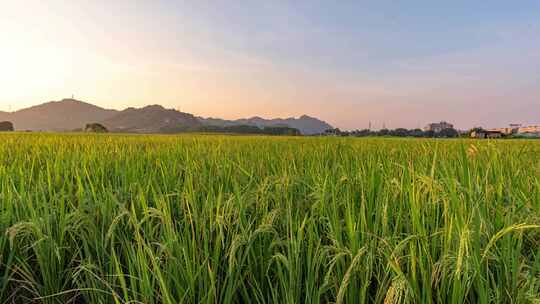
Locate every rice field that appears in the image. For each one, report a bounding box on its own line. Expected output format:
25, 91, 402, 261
0, 133, 539, 303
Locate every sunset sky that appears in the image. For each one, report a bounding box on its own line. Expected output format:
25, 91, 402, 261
1, 0, 539, 129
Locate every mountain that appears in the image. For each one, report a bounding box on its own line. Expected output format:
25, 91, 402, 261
0, 111, 9, 121
1, 99, 333, 134
5, 99, 118, 131
101, 105, 201, 133
199, 115, 333, 135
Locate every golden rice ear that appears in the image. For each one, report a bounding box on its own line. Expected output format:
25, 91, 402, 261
467, 144, 479, 157
384, 277, 407, 304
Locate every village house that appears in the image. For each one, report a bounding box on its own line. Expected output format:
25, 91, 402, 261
518, 125, 540, 134
471, 130, 504, 139
488, 127, 518, 135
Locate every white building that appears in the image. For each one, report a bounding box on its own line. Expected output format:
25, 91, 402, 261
518, 125, 540, 134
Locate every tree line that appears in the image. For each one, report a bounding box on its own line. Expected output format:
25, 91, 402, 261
323, 127, 461, 138
198, 125, 301, 135
160, 124, 302, 136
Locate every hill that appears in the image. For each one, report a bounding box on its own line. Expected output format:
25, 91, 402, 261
101, 105, 201, 133
5, 99, 117, 131
0, 111, 9, 122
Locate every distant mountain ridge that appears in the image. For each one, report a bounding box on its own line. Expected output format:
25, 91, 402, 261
198, 115, 332, 135
2, 99, 333, 134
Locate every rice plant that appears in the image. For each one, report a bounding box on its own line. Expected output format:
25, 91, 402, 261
0, 133, 539, 303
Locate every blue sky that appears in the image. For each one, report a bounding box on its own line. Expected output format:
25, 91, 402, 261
1, 0, 539, 129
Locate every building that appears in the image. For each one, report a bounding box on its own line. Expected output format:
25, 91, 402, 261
488, 127, 518, 135
471, 130, 504, 139
323, 128, 342, 136
518, 125, 540, 134
424, 121, 454, 133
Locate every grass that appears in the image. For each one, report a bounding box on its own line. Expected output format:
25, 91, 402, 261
0, 133, 539, 303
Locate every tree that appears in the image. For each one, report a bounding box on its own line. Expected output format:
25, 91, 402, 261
378, 129, 389, 136
391, 128, 410, 137
263, 126, 301, 136
351, 129, 372, 137
410, 129, 424, 137
324, 128, 342, 136
438, 128, 459, 138
0, 121, 14, 131
85, 123, 108, 133
423, 130, 435, 138
468, 127, 485, 136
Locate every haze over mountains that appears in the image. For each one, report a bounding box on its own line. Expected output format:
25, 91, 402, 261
0, 99, 333, 135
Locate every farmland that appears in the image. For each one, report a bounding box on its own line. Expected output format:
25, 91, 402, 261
0, 133, 539, 303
